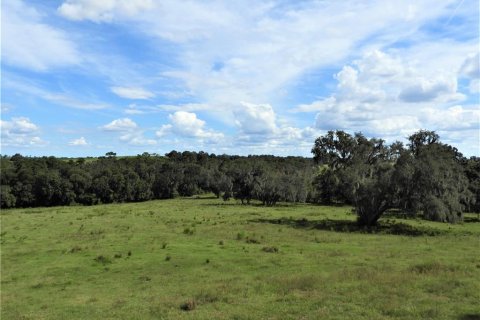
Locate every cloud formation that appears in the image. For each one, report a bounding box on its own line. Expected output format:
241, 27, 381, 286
2, 0, 79, 71
111, 86, 155, 100
68, 137, 88, 146
1, 117, 47, 147
101, 118, 138, 131
58, 0, 153, 22
297, 49, 478, 146
156, 111, 224, 141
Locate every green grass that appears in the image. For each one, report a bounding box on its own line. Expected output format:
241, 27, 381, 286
1, 196, 479, 319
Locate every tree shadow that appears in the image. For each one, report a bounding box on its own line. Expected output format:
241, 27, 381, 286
459, 314, 480, 320
382, 209, 418, 220
251, 217, 447, 236
463, 216, 480, 223
183, 195, 219, 200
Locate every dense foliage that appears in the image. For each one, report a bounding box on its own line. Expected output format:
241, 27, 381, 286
312, 130, 478, 226
0, 152, 314, 209
1, 130, 478, 226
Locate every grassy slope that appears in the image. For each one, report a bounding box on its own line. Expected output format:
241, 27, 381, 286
1, 197, 479, 320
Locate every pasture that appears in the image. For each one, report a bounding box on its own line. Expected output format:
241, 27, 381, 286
1, 196, 479, 319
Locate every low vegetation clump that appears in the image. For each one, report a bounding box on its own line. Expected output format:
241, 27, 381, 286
261, 246, 279, 253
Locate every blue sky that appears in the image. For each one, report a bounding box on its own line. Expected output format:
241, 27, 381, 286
1, 0, 479, 157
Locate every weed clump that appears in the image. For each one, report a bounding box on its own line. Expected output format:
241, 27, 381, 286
180, 299, 196, 311
70, 245, 82, 253
94, 255, 111, 265
165, 255, 171, 261
138, 275, 151, 281
246, 237, 260, 244
183, 228, 195, 235
162, 242, 167, 249
114, 253, 122, 259
262, 246, 279, 253
410, 261, 456, 274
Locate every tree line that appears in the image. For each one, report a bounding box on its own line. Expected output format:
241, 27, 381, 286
1, 130, 478, 226
0, 151, 314, 209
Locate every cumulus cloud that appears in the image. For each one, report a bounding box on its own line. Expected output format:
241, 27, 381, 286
2, 0, 79, 71
156, 111, 223, 140
297, 49, 478, 146
68, 137, 88, 146
420, 105, 480, 131
231, 102, 320, 150
234, 102, 277, 135
101, 118, 155, 146
398, 76, 459, 103
101, 118, 138, 131
1, 117, 48, 147
58, 0, 153, 22
111, 86, 155, 100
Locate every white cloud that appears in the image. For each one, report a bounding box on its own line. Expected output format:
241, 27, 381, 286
1, 104, 13, 113
2, 0, 79, 71
298, 49, 477, 146
2, 117, 38, 134
469, 79, 480, 94
111, 86, 155, 100
1, 117, 48, 147
3, 74, 109, 110
398, 76, 459, 103
58, 0, 153, 22
119, 133, 156, 146
100, 118, 156, 146
459, 53, 480, 79
234, 102, 277, 135
156, 111, 223, 140
155, 124, 173, 138
101, 118, 138, 131
231, 102, 321, 151
68, 137, 88, 146
459, 52, 480, 95
56, 0, 462, 115
420, 105, 480, 131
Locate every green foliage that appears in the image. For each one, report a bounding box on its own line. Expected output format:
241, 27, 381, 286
0, 153, 314, 209
0, 185, 16, 208
311, 130, 471, 226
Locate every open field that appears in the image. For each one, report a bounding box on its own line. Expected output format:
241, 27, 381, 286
1, 196, 479, 319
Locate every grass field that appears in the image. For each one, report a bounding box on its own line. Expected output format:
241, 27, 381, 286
1, 196, 479, 319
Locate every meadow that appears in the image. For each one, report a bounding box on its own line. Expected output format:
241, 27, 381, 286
1, 196, 479, 319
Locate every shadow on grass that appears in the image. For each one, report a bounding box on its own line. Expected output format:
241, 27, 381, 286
459, 314, 480, 320
251, 217, 447, 236
464, 216, 480, 223
382, 209, 417, 220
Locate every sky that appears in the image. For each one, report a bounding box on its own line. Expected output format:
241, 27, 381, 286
1, 0, 479, 157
